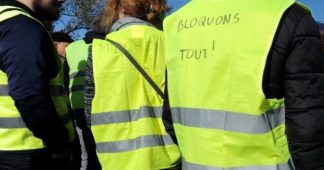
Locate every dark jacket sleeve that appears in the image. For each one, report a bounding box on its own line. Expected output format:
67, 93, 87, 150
0, 16, 70, 153
84, 46, 95, 126
263, 5, 324, 170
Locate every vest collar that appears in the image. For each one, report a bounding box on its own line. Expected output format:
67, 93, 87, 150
111, 17, 153, 32
0, 0, 39, 21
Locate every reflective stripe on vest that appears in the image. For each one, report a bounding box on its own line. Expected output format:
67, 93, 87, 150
182, 159, 292, 170
0, 117, 25, 128
66, 40, 89, 110
0, 6, 74, 150
92, 106, 177, 154
0, 84, 66, 97
164, 0, 296, 168
171, 107, 284, 134
91, 25, 180, 170
0, 85, 8, 96
0, 113, 71, 128
96, 134, 175, 153
91, 106, 162, 125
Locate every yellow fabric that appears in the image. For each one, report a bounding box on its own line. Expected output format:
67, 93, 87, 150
97, 145, 180, 170
164, 0, 295, 168
92, 26, 165, 112
174, 124, 289, 167
66, 40, 90, 109
92, 25, 180, 170
92, 117, 166, 142
0, 6, 74, 150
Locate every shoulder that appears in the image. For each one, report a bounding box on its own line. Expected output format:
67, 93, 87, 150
286, 4, 310, 20
0, 15, 54, 72
273, 4, 319, 50
0, 15, 48, 42
67, 39, 87, 49
282, 4, 318, 36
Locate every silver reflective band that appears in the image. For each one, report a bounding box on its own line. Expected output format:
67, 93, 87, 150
69, 71, 85, 79
0, 113, 71, 129
70, 85, 84, 92
171, 107, 284, 134
0, 84, 66, 97
0, 117, 26, 128
0, 85, 9, 96
50, 85, 66, 96
182, 159, 292, 170
96, 134, 174, 153
91, 106, 162, 125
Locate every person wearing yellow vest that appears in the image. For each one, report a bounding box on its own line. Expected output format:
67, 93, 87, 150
84, 0, 181, 169
163, 0, 324, 170
0, 0, 78, 170
66, 14, 106, 170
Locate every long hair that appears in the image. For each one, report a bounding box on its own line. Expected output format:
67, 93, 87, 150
101, 0, 168, 31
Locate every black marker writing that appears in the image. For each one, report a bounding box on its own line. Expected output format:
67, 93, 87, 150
178, 13, 240, 32
180, 49, 208, 61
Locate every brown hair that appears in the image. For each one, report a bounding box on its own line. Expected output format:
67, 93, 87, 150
101, 0, 168, 31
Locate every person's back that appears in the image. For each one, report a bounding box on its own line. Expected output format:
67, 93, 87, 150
0, 0, 77, 169
163, 0, 324, 169
92, 24, 178, 170
85, 0, 181, 169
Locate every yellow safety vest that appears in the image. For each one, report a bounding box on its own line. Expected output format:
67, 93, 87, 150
0, 6, 75, 151
66, 39, 90, 110
164, 0, 297, 169
91, 25, 180, 170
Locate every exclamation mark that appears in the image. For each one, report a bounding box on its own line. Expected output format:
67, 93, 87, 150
211, 40, 215, 58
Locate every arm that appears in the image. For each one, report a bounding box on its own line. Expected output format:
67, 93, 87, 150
0, 16, 70, 153
285, 20, 324, 170
84, 45, 95, 126
269, 5, 324, 170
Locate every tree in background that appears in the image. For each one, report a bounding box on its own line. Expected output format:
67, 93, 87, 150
51, 0, 174, 38
52, 0, 106, 38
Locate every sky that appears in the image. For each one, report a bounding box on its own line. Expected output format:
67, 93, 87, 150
168, 0, 324, 22
167, 0, 189, 13
297, 0, 324, 22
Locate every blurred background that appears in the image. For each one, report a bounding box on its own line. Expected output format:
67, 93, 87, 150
53, 0, 324, 40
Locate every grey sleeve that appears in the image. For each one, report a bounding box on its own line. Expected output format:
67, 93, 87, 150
84, 46, 95, 126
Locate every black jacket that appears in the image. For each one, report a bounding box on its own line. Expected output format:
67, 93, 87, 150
272, 5, 324, 170
163, 4, 324, 170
